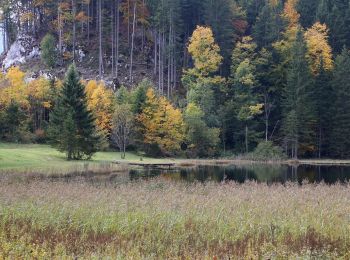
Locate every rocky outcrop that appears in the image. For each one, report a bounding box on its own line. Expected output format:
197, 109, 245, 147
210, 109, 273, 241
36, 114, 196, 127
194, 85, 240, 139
1, 33, 40, 70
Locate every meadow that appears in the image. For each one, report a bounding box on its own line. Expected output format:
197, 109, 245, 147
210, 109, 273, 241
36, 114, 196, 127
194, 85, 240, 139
0, 143, 157, 171
0, 178, 349, 259
1, 143, 350, 259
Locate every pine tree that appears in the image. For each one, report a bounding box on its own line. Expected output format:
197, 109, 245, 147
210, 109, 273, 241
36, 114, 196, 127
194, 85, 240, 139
282, 30, 315, 158
330, 48, 350, 158
48, 64, 98, 160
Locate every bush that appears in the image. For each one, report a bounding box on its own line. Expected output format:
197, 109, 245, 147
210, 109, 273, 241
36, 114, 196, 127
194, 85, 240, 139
248, 141, 286, 161
41, 34, 57, 68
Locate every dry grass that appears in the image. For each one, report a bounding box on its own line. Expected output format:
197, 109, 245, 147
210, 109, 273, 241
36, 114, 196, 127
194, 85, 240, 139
0, 179, 349, 259
0, 163, 128, 181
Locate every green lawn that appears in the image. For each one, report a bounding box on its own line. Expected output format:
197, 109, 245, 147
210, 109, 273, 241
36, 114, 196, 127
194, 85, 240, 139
0, 143, 150, 170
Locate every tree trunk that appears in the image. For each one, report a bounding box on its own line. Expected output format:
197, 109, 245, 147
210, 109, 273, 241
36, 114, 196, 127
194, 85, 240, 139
72, 0, 77, 62
111, 0, 115, 75
58, 1, 63, 63
245, 125, 249, 154
98, 0, 103, 78
116, 0, 120, 78
154, 30, 157, 76
318, 127, 322, 158
129, 2, 137, 83
87, 0, 90, 41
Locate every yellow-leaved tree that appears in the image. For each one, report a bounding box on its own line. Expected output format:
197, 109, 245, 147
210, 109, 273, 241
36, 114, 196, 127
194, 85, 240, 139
273, 0, 300, 60
138, 88, 184, 154
0, 67, 29, 109
28, 77, 53, 109
85, 80, 116, 142
27, 77, 55, 132
304, 22, 333, 74
187, 26, 223, 77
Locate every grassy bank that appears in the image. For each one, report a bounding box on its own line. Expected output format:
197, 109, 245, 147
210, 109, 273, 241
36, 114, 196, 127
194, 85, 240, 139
0, 179, 349, 259
2, 143, 350, 174
0, 143, 253, 173
0, 143, 154, 171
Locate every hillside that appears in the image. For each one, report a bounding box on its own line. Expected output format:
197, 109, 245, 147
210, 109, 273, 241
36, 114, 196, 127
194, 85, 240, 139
2, 0, 350, 159
0, 29, 155, 90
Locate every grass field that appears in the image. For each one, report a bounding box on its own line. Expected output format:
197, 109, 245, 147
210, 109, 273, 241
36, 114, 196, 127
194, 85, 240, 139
0, 143, 155, 171
0, 179, 349, 259
0, 143, 244, 173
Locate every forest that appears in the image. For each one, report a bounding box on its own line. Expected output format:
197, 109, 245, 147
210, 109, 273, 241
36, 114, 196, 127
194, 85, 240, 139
1, 0, 350, 159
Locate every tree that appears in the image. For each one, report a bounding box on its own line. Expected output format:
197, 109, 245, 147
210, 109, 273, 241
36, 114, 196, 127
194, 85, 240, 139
184, 103, 220, 157
138, 88, 184, 155
253, 1, 285, 49
85, 80, 115, 146
304, 22, 333, 74
330, 48, 350, 158
313, 61, 333, 157
230, 36, 263, 153
183, 25, 224, 123
186, 25, 223, 77
0, 67, 29, 109
41, 34, 57, 68
1, 101, 26, 142
202, 0, 240, 74
282, 30, 315, 158
48, 64, 98, 160
112, 104, 134, 159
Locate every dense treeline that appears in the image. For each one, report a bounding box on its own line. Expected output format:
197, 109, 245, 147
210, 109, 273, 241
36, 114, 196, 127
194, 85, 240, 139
1, 0, 350, 159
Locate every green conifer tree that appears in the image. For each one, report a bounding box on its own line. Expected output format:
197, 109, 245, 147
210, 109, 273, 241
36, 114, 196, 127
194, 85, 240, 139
314, 61, 333, 158
282, 30, 315, 158
48, 65, 98, 160
330, 48, 350, 158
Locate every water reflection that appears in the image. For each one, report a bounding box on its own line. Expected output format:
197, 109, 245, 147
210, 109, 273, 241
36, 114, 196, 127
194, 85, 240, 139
129, 164, 350, 184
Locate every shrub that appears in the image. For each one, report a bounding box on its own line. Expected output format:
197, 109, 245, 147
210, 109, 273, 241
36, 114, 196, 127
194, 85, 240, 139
248, 141, 286, 161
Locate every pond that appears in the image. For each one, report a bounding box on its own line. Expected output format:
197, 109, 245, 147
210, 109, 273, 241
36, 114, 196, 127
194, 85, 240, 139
74, 164, 350, 186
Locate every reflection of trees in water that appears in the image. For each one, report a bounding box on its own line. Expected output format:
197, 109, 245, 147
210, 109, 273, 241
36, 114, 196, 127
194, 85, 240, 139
297, 165, 350, 184
127, 165, 350, 184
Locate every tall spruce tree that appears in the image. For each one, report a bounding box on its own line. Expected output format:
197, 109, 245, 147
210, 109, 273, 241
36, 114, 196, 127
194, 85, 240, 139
330, 48, 350, 158
253, 2, 284, 49
48, 64, 98, 160
282, 30, 315, 158
314, 61, 333, 158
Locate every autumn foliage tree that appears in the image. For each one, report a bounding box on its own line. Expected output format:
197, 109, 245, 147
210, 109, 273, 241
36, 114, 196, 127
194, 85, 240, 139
85, 80, 116, 146
304, 22, 333, 74
186, 25, 223, 78
138, 88, 184, 155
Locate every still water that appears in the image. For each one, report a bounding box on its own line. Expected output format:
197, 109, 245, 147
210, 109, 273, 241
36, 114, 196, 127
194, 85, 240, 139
127, 165, 350, 184
79, 164, 350, 185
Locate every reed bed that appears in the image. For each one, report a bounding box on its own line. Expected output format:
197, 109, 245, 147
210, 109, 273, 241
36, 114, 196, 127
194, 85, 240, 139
0, 162, 127, 180
0, 179, 349, 259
